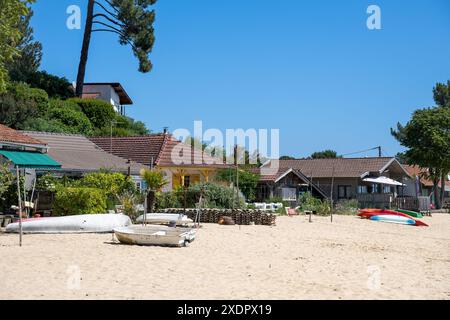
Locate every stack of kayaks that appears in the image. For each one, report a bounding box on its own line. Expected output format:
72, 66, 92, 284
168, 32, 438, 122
358, 209, 428, 227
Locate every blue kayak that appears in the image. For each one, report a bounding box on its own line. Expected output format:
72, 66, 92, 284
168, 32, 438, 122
370, 214, 416, 226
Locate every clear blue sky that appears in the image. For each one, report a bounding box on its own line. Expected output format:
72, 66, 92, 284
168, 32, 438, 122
31, 0, 450, 158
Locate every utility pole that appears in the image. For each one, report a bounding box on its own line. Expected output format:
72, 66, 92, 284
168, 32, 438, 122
377, 146, 382, 157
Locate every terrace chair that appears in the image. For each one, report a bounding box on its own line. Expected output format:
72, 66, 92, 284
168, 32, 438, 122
285, 208, 299, 217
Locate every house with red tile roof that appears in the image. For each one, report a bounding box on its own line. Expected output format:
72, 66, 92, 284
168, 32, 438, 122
89, 133, 230, 192
0, 124, 47, 151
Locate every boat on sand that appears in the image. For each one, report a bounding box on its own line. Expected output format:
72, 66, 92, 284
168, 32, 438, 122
358, 209, 428, 227
136, 213, 193, 226
5, 214, 131, 234
114, 225, 196, 247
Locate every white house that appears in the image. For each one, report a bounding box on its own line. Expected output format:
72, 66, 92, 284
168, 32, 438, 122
81, 82, 133, 115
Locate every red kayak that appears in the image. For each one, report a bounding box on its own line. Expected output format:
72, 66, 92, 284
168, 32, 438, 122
358, 209, 428, 227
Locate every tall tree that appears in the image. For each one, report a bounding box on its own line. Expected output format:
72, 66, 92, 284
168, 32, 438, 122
310, 150, 341, 159
391, 104, 450, 208
75, 0, 157, 97
433, 80, 450, 109
0, 0, 32, 92
7, 8, 42, 82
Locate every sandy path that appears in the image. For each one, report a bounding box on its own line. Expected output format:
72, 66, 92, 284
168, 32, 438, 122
1, 214, 449, 299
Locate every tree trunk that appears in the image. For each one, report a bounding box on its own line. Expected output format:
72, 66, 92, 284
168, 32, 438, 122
440, 171, 446, 209
146, 190, 155, 213
75, 0, 95, 97
433, 178, 441, 209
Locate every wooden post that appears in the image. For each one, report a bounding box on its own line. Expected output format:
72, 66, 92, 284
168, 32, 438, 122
330, 166, 335, 223
16, 166, 22, 247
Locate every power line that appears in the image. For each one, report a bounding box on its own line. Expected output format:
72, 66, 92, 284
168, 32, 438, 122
340, 146, 382, 157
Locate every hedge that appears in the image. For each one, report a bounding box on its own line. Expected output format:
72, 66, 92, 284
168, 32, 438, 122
53, 187, 107, 216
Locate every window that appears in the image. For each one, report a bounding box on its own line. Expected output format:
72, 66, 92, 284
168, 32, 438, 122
383, 185, 392, 194
357, 185, 368, 194
338, 185, 352, 199
281, 187, 297, 201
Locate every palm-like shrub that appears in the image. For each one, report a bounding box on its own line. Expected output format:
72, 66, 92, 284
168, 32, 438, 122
140, 169, 168, 213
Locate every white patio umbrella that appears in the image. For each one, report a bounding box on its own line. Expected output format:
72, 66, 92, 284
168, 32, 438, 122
362, 176, 405, 186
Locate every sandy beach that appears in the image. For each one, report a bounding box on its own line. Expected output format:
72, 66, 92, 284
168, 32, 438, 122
1, 214, 449, 300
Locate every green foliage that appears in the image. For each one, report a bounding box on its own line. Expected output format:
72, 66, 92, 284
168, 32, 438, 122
310, 150, 341, 159
0, 0, 32, 92
53, 187, 107, 216
7, 8, 42, 83
181, 183, 245, 209
299, 192, 331, 216
0, 82, 48, 129
35, 173, 60, 192
140, 169, 168, 191
25, 71, 74, 99
0, 163, 14, 201
78, 172, 136, 198
69, 98, 116, 129
109, 0, 158, 73
216, 168, 260, 201
0, 174, 23, 213
334, 199, 359, 215
433, 80, 450, 108
93, 114, 150, 137
155, 191, 181, 210
47, 103, 93, 134
116, 191, 139, 219
280, 156, 296, 160
391, 106, 450, 177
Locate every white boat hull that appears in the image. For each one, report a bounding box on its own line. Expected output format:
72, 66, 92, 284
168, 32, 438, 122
136, 213, 193, 226
5, 214, 132, 234
114, 225, 197, 247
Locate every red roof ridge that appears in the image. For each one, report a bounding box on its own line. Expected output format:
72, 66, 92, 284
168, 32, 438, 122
154, 133, 172, 166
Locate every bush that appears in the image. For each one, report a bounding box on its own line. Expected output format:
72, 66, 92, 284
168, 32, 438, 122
299, 192, 331, 216
77, 172, 136, 209
69, 98, 116, 129
26, 71, 74, 99
335, 199, 359, 215
46, 104, 93, 134
53, 187, 107, 216
0, 82, 48, 129
216, 168, 259, 201
155, 191, 181, 210
181, 183, 245, 209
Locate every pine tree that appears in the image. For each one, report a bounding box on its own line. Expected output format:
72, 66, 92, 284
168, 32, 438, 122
75, 0, 157, 97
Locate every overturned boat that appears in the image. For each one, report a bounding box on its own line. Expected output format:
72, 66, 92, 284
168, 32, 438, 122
136, 213, 193, 226
114, 225, 197, 247
5, 214, 132, 234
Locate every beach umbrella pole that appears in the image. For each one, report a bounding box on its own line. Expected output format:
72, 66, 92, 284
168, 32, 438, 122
16, 166, 22, 247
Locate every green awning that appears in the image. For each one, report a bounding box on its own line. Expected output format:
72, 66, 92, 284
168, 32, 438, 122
0, 150, 61, 169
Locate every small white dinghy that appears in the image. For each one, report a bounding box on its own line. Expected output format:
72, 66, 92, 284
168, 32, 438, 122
136, 213, 193, 226
5, 214, 131, 234
114, 225, 196, 247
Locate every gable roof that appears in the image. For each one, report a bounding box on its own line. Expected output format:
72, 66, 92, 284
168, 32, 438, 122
260, 157, 408, 179
23, 131, 146, 174
0, 124, 46, 147
89, 134, 229, 169
83, 83, 133, 105
403, 165, 450, 187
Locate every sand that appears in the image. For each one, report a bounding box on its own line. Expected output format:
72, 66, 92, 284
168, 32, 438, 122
1, 214, 449, 300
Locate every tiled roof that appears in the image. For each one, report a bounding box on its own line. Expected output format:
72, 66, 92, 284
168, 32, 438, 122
89, 134, 228, 168
259, 157, 400, 180
403, 165, 450, 187
23, 131, 146, 174
90, 134, 167, 167
0, 124, 45, 146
